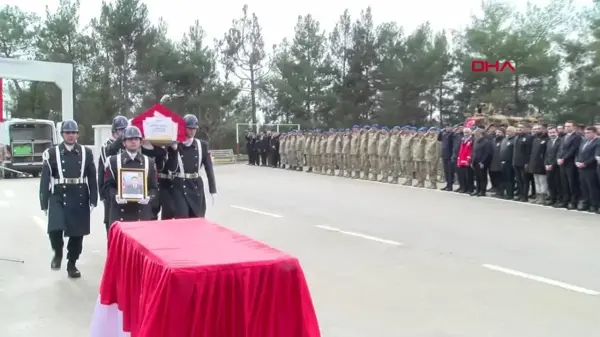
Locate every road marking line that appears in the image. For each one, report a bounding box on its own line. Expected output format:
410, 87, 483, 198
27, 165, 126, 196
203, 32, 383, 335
3, 190, 15, 198
482, 264, 600, 295
315, 225, 402, 246
32, 216, 46, 231
229, 205, 283, 218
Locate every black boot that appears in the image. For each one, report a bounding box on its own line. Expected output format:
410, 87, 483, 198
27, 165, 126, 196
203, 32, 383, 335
67, 260, 81, 278
51, 254, 62, 270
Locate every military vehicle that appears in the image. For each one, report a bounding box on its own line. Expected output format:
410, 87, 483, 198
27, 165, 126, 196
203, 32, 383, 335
464, 103, 541, 128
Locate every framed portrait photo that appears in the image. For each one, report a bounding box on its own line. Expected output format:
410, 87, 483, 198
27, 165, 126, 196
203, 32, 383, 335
118, 168, 147, 202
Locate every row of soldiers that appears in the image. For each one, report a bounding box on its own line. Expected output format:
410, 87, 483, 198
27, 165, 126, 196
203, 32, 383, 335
276, 125, 443, 188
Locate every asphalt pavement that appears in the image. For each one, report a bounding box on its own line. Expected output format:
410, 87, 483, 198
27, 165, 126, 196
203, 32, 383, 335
1, 164, 599, 337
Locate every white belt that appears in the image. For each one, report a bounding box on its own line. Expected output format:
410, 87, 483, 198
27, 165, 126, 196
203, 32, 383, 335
174, 173, 200, 179
53, 178, 87, 184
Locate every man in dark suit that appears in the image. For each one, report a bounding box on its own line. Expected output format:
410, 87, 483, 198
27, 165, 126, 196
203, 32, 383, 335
557, 121, 582, 209
575, 126, 599, 213
513, 124, 533, 202
544, 127, 562, 206
528, 124, 549, 204
471, 127, 493, 196
438, 126, 454, 191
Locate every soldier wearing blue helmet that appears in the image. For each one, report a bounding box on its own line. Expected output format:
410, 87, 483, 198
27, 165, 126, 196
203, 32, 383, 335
166, 114, 217, 218
39, 119, 97, 279
97, 115, 130, 228
103, 126, 159, 226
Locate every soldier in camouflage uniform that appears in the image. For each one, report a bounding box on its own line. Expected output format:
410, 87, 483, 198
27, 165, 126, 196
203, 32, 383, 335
377, 127, 390, 182
424, 127, 440, 189
325, 129, 336, 175
319, 131, 328, 174
287, 131, 297, 170
412, 127, 427, 187
341, 128, 351, 177
388, 126, 401, 183
359, 126, 370, 179
349, 125, 360, 178
312, 131, 321, 173
304, 130, 313, 172
280, 133, 288, 169
334, 129, 343, 176
401, 127, 416, 186
367, 125, 379, 181
295, 130, 305, 171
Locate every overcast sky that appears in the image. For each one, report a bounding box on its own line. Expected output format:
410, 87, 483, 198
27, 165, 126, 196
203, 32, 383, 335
2, 0, 592, 48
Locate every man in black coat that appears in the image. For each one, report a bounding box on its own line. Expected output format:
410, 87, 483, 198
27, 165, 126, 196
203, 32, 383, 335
450, 126, 463, 192
167, 114, 217, 218
245, 131, 255, 165
489, 128, 505, 195
39, 120, 97, 279
544, 127, 562, 206
269, 132, 281, 168
528, 125, 549, 204
556, 121, 582, 209
438, 126, 454, 191
575, 126, 600, 213
512, 124, 533, 201
470, 127, 493, 196
498, 126, 517, 199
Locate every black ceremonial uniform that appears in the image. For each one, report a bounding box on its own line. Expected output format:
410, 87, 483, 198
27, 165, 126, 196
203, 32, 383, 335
98, 138, 115, 229
39, 142, 97, 276
148, 146, 175, 220
103, 152, 158, 224
168, 139, 217, 218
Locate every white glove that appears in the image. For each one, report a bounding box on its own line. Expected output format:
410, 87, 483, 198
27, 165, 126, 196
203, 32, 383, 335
211, 194, 216, 206
115, 196, 127, 204
138, 197, 150, 205
43, 209, 48, 216
90, 205, 95, 212
170, 143, 178, 150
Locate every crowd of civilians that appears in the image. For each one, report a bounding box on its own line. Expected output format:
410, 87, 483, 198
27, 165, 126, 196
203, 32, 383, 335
439, 121, 600, 214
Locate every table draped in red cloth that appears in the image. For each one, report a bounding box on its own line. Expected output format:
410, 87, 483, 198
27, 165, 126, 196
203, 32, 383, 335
99, 219, 321, 337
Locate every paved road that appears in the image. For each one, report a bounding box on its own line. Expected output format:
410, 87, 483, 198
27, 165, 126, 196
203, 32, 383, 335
1, 164, 599, 337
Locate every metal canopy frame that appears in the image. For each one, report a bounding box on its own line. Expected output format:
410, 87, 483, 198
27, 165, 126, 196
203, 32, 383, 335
0, 57, 73, 121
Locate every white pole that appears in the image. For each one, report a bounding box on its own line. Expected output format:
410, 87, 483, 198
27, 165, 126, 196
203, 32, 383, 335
235, 123, 240, 154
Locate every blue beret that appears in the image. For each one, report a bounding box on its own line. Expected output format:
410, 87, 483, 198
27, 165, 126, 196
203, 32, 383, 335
371, 124, 379, 128
352, 125, 359, 128
418, 127, 427, 132
345, 128, 350, 131
410, 127, 417, 131
392, 126, 400, 130
428, 127, 437, 132
382, 126, 389, 131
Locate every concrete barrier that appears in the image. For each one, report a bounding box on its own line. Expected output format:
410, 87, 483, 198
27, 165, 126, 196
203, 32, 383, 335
210, 149, 236, 164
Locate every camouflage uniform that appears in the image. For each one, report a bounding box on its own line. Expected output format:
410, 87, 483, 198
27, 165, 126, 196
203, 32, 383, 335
367, 126, 379, 181
325, 130, 336, 175
377, 127, 390, 182
424, 128, 439, 189
311, 132, 320, 173
280, 134, 288, 168
412, 128, 427, 187
401, 130, 415, 186
359, 127, 369, 179
295, 131, 305, 170
349, 126, 360, 178
304, 131, 313, 172
288, 133, 297, 169
334, 130, 343, 176
341, 129, 351, 177
388, 127, 401, 183
319, 132, 328, 174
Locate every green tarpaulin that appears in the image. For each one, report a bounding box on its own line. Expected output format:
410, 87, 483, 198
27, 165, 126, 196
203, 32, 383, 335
12, 144, 33, 155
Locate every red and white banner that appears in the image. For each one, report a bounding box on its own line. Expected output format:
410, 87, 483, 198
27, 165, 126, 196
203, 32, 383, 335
89, 296, 130, 337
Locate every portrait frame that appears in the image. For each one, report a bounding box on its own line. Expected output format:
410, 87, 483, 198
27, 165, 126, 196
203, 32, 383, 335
117, 168, 148, 202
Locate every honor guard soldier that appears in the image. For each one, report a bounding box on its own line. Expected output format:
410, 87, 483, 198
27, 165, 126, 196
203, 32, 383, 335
167, 114, 217, 218
39, 119, 97, 279
103, 126, 158, 225
98, 116, 129, 232
155, 146, 175, 220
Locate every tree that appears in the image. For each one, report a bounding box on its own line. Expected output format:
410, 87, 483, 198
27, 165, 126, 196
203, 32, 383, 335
219, 5, 268, 124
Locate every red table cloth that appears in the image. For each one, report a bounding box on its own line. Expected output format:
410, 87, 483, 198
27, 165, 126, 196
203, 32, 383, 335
96, 219, 321, 337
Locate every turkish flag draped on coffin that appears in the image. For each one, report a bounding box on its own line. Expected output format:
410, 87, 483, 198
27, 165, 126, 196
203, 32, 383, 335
131, 104, 187, 142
